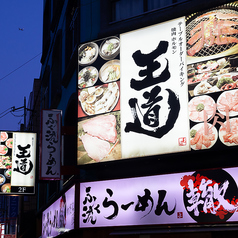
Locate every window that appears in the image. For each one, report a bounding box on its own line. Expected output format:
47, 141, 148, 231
42, 86, 49, 109
42, 0, 51, 63
51, 30, 62, 108
111, 0, 187, 21
65, 0, 80, 69
112, 0, 144, 21
51, 0, 64, 32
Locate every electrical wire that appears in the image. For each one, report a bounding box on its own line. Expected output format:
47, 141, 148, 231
0, 107, 13, 116
0, 107, 24, 119
10, 111, 24, 117
0, 111, 11, 119
0, 52, 41, 81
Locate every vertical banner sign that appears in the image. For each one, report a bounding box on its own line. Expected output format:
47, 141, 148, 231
80, 167, 238, 228
40, 110, 61, 180
11, 132, 36, 193
120, 17, 190, 158
0, 131, 36, 194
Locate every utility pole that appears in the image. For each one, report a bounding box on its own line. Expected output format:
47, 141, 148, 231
12, 96, 29, 131
24, 97, 26, 131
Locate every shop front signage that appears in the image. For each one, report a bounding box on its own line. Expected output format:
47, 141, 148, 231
77, 1, 238, 165
80, 167, 238, 227
42, 185, 75, 238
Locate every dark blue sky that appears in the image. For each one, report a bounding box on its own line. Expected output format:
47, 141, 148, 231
0, 1, 42, 131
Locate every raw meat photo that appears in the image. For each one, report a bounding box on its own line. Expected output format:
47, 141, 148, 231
77, 112, 121, 164
190, 123, 218, 150
217, 88, 238, 116
219, 118, 238, 146
187, 9, 238, 57
188, 95, 215, 122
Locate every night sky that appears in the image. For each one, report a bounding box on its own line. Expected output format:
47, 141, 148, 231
0, 1, 42, 131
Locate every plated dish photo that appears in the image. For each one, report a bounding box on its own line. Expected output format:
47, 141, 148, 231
190, 123, 218, 150
78, 66, 98, 89
188, 95, 216, 122
219, 118, 238, 146
78, 82, 119, 116
99, 60, 120, 83
217, 88, 238, 117
78, 42, 98, 66
99, 36, 120, 60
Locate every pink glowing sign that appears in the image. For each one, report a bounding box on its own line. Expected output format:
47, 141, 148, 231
80, 167, 238, 227
42, 185, 75, 237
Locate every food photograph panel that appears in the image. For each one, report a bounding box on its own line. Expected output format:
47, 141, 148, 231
0, 132, 13, 193
187, 1, 238, 150
186, 2, 238, 97
78, 36, 121, 119
77, 36, 122, 164
78, 36, 120, 89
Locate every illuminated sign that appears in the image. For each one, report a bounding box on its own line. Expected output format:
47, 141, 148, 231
40, 109, 61, 180
79, 167, 238, 227
120, 17, 189, 158
77, 1, 238, 165
42, 185, 75, 238
0, 131, 36, 194
77, 36, 121, 164
186, 2, 238, 151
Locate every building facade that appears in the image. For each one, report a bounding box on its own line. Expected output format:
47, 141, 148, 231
33, 0, 238, 237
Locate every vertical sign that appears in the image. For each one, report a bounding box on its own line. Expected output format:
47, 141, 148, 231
11, 132, 36, 193
40, 110, 61, 180
120, 17, 190, 159
0, 131, 36, 194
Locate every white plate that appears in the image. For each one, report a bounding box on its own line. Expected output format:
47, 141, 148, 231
193, 80, 220, 96
78, 66, 98, 89
219, 118, 238, 147
188, 95, 216, 122
79, 82, 119, 116
217, 89, 238, 117
99, 60, 120, 83
78, 42, 98, 66
99, 36, 120, 60
190, 123, 218, 150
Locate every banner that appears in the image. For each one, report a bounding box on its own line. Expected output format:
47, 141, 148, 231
40, 110, 61, 179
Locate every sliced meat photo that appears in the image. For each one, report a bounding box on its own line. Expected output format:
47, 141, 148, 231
82, 114, 117, 143
80, 134, 111, 162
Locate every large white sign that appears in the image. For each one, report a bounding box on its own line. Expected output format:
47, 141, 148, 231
80, 167, 238, 227
40, 110, 61, 179
120, 17, 190, 158
0, 131, 36, 194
